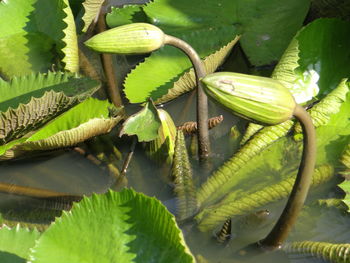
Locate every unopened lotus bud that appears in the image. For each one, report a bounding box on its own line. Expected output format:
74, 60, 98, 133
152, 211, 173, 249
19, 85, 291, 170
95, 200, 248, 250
84, 23, 165, 54
145, 109, 176, 164
201, 72, 296, 125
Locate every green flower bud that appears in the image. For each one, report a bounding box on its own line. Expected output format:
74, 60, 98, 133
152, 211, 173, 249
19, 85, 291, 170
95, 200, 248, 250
145, 109, 176, 164
201, 72, 296, 125
84, 23, 165, 54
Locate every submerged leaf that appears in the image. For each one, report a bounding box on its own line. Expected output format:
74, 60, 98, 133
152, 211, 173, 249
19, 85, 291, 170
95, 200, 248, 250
29, 189, 195, 263
196, 165, 334, 232
0, 72, 100, 145
0, 225, 40, 260
283, 241, 350, 263
120, 100, 161, 142
82, 0, 104, 32
172, 130, 197, 221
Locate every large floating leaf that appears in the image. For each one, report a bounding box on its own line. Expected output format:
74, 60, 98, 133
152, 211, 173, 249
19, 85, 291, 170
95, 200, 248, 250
124, 26, 237, 103
0, 72, 100, 145
106, 5, 146, 28
196, 165, 334, 231
143, 0, 309, 66
81, 0, 104, 32
29, 189, 195, 263
297, 18, 350, 96
120, 100, 161, 142
0, 225, 40, 261
283, 241, 350, 263
0, 98, 123, 159
154, 36, 240, 104
0, 0, 79, 78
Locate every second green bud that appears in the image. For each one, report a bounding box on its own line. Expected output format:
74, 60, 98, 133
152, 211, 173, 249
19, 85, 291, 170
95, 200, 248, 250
201, 72, 296, 125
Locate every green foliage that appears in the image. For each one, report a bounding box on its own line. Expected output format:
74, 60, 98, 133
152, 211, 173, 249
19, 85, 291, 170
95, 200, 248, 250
172, 130, 197, 221
120, 100, 161, 142
81, 0, 104, 32
0, 72, 100, 145
196, 165, 334, 231
143, 0, 309, 65
0, 225, 40, 261
297, 19, 350, 96
283, 241, 350, 262
339, 180, 350, 212
25, 189, 195, 263
0, 0, 78, 78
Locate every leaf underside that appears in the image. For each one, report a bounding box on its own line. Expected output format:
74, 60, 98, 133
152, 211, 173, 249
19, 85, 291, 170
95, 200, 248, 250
0, 72, 100, 145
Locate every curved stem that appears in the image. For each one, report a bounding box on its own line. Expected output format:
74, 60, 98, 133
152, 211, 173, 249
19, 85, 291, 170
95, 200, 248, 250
260, 105, 316, 249
163, 35, 210, 160
97, 11, 123, 108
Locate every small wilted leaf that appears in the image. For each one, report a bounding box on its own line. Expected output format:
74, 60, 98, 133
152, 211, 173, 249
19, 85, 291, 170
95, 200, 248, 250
145, 109, 176, 164
120, 100, 161, 142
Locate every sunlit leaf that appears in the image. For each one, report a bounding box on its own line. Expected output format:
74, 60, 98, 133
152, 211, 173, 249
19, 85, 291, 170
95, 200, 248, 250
120, 100, 161, 142
29, 189, 195, 263
81, 0, 104, 32
61, 0, 79, 72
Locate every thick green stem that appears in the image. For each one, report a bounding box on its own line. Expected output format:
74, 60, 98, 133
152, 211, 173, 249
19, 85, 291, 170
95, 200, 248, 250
164, 35, 210, 160
260, 105, 316, 249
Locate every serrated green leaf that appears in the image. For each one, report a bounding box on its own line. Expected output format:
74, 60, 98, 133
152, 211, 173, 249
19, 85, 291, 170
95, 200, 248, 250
0, 72, 100, 145
0, 225, 40, 260
81, 0, 104, 32
120, 100, 161, 142
339, 180, 350, 212
106, 5, 146, 28
0, 98, 123, 159
154, 35, 240, 104
28, 189, 195, 263
124, 26, 237, 103
61, 0, 79, 72
196, 165, 334, 231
